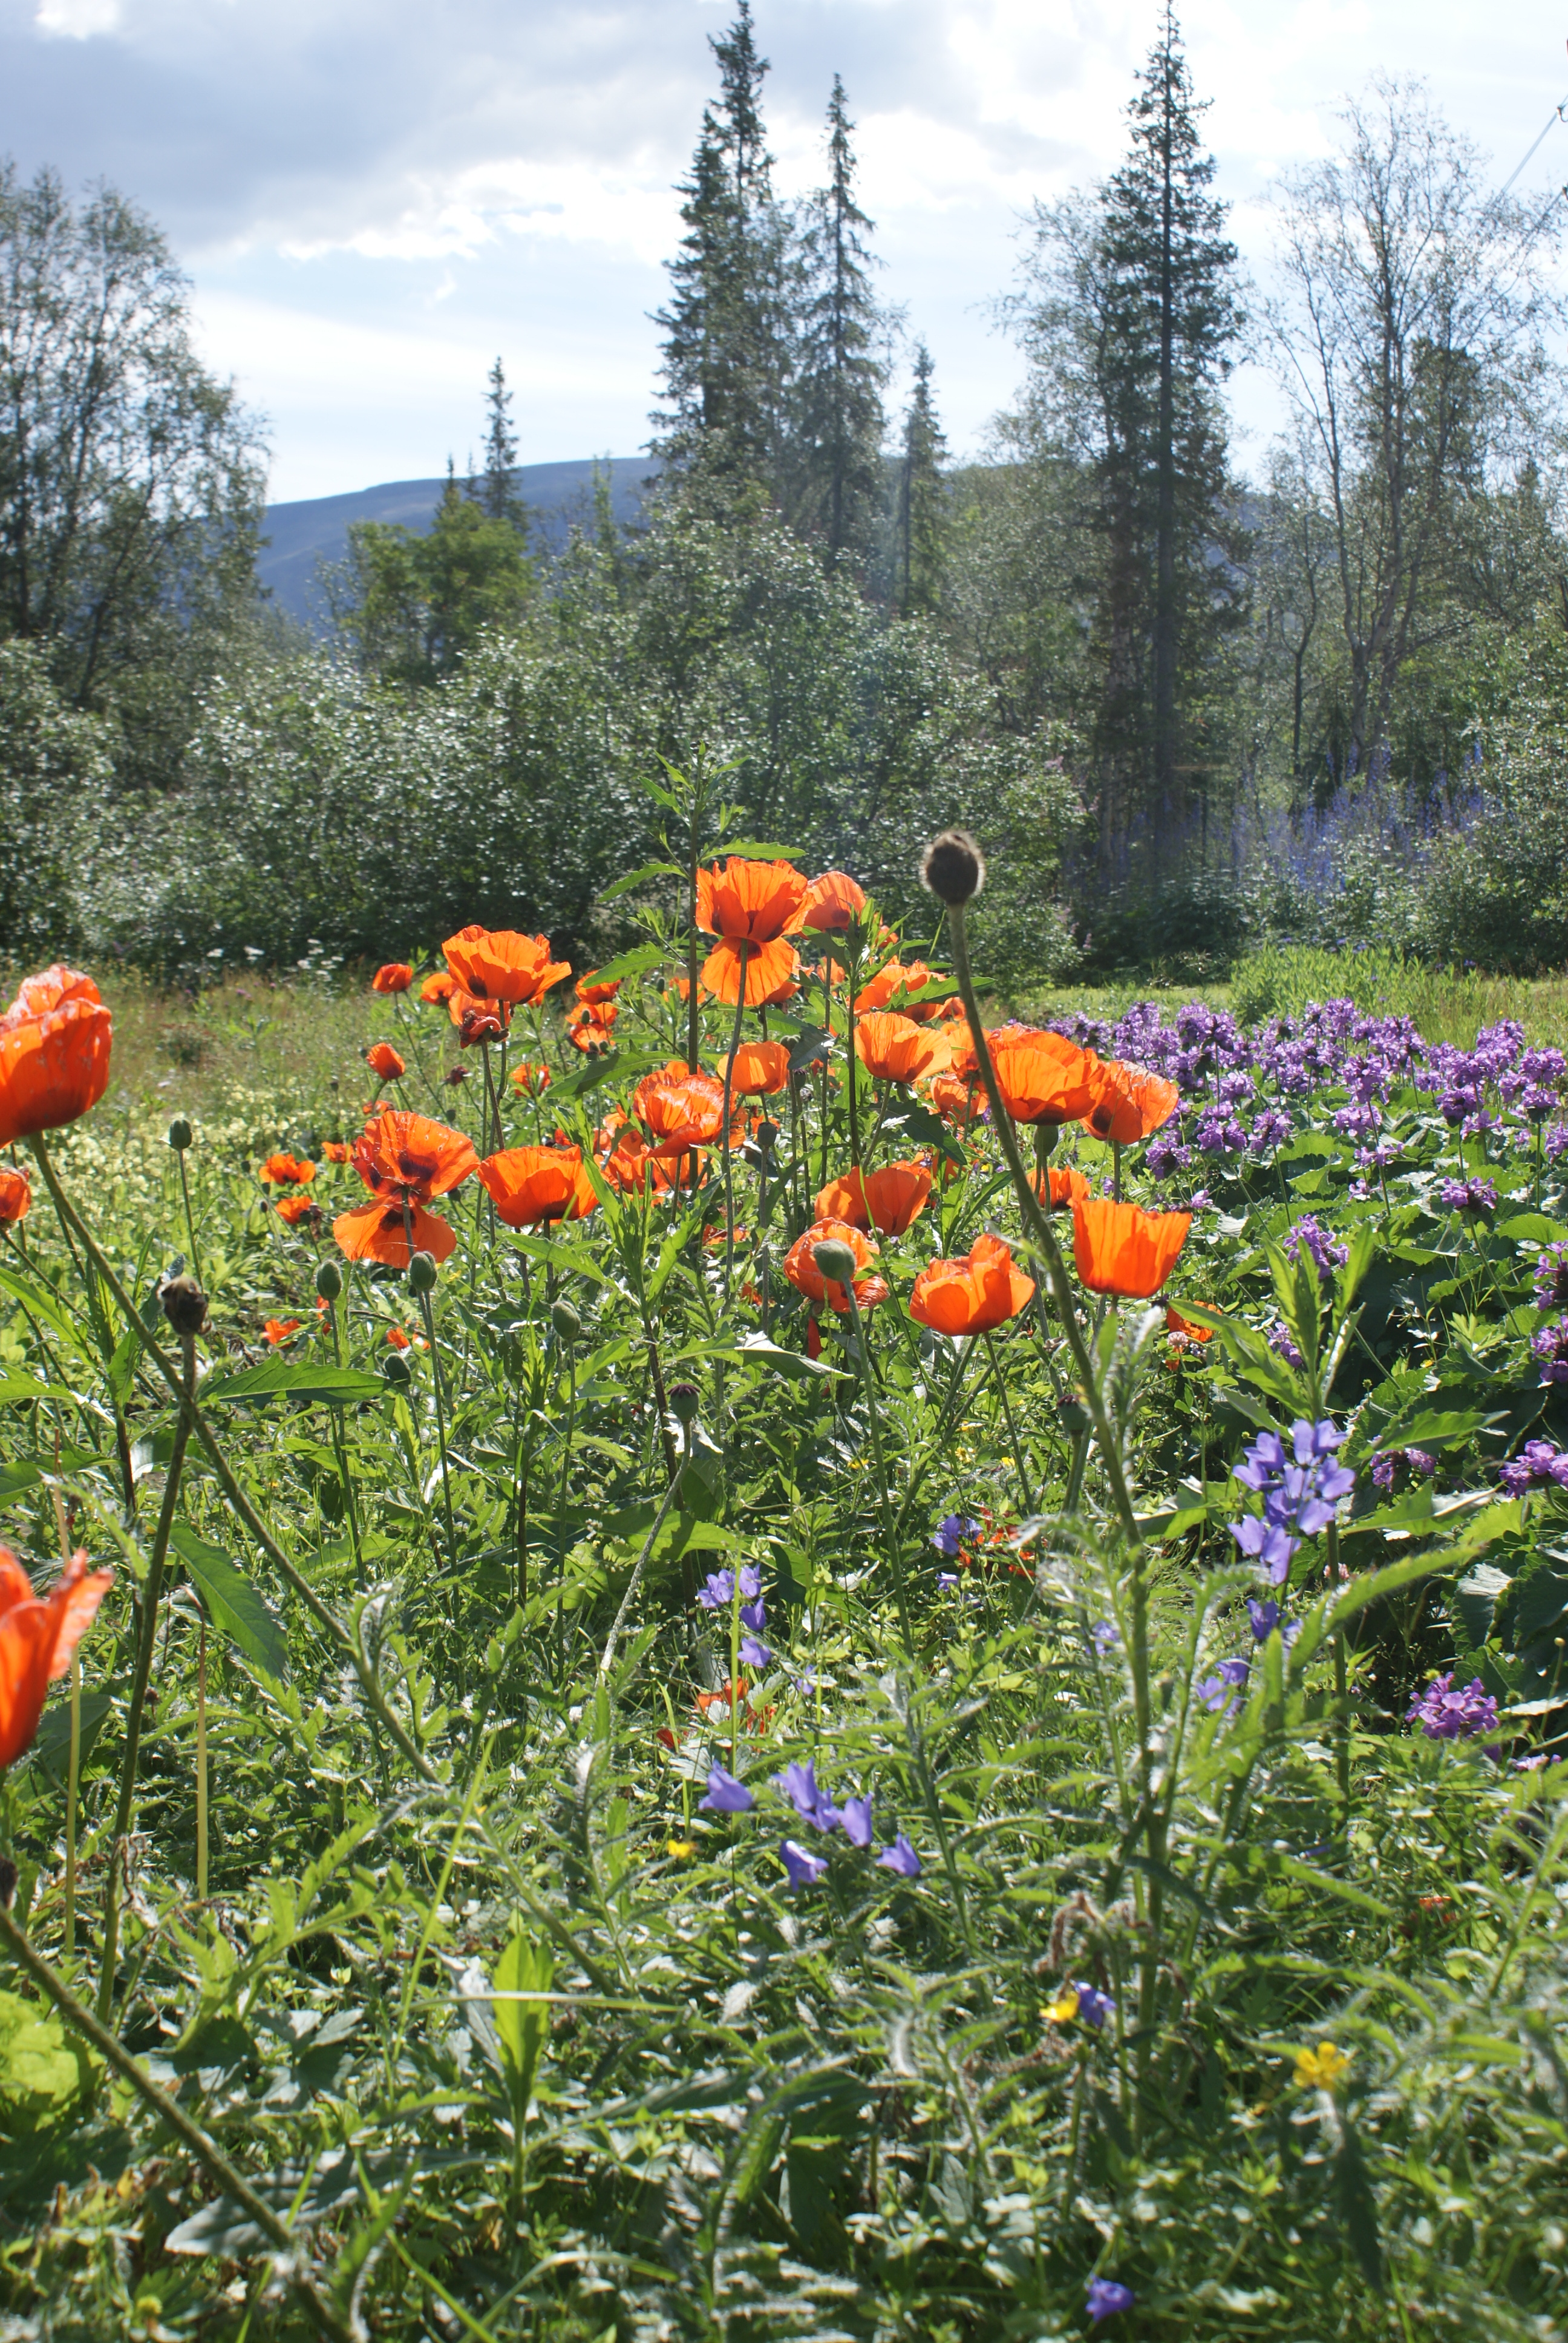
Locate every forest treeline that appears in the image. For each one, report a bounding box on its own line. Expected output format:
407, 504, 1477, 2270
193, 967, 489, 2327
5, 4, 1568, 981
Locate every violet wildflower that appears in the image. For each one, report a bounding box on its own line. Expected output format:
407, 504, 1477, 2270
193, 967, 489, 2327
779, 1838, 828, 1887
1532, 1319, 1568, 1386
1498, 1440, 1568, 1495
1268, 1322, 1304, 1368
1406, 1672, 1499, 1742
739, 1633, 774, 1670
877, 1833, 921, 1878
1249, 1108, 1293, 1153
1091, 1619, 1121, 1653
932, 1512, 979, 1559
1283, 1215, 1348, 1283
1436, 1176, 1498, 1216
697, 1765, 754, 1815
1371, 1446, 1437, 1493
1145, 1136, 1187, 1180
1230, 1419, 1354, 1585
739, 1596, 766, 1633
840, 1794, 874, 1849
1535, 1244, 1568, 1311
1246, 1596, 1299, 1649
1197, 1657, 1249, 1714
774, 1759, 840, 1833
1086, 2278, 1135, 2324
697, 1563, 762, 1611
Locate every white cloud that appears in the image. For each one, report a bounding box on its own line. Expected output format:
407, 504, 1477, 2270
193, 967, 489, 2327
34, 0, 121, 36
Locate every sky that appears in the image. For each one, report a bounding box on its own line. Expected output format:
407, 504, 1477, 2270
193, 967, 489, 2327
5, 0, 1568, 503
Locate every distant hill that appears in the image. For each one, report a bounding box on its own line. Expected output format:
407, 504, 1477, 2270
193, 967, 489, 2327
258, 456, 652, 628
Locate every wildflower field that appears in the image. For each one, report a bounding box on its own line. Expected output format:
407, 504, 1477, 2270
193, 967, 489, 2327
0, 804, 1566, 2343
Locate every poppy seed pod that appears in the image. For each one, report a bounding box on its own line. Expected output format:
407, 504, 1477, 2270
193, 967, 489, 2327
384, 1351, 412, 1386
812, 1237, 861, 1289
408, 1250, 439, 1296
550, 1297, 582, 1343
315, 1259, 342, 1303
1058, 1393, 1093, 1437
159, 1272, 208, 1337
168, 1118, 192, 1153
668, 1380, 700, 1424
921, 829, 985, 908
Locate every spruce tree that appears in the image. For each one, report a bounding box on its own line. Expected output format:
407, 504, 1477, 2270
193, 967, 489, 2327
792, 76, 888, 569
897, 342, 947, 616
477, 357, 526, 528
652, 5, 794, 491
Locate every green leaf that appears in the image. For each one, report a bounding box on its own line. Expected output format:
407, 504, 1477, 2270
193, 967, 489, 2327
492, 1926, 553, 2116
599, 859, 682, 900
786, 1028, 832, 1075
0, 1378, 78, 1407
200, 1363, 384, 1407
26, 1692, 113, 1786
0, 1990, 97, 2135
545, 1044, 667, 1105
0, 1450, 105, 1501
1359, 1407, 1500, 1453
169, 1523, 290, 1683
710, 840, 802, 861
1497, 1211, 1568, 1243
1333, 2112, 1385, 2291
573, 942, 667, 986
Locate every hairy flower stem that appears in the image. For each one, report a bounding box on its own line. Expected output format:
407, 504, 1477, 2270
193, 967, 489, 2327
0, 1904, 353, 2343
841, 1287, 913, 1657
846, 934, 863, 1170
1327, 1519, 1352, 1833
96, 1329, 196, 2024
719, 948, 750, 1300
48, 1481, 79, 1959
599, 1424, 690, 1680
195, 1614, 209, 1901
984, 1334, 1034, 1516
175, 1150, 201, 1286
402, 1198, 456, 1567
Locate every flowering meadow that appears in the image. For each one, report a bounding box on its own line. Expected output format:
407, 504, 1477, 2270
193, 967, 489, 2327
0, 807, 1564, 2342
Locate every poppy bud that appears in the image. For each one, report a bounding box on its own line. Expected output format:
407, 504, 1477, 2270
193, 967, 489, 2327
159, 1272, 209, 1337
668, 1380, 700, 1424
921, 828, 985, 908
551, 1298, 581, 1344
756, 1118, 780, 1153
384, 1352, 412, 1386
408, 1251, 438, 1297
1058, 1392, 1092, 1437
812, 1238, 860, 1288
316, 1259, 342, 1304
168, 1118, 193, 1153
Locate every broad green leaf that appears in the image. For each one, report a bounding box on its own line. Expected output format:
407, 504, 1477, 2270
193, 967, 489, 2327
492, 1926, 553, 2115
169, 1523, 290, 1683
0, 1989, 97, 2133
545, 1044, 667, 1105
571, 941, 667, 986
0, 1378, 77, 1406
599, 859, 682, 900
200, 1363, 384, 1407
710, 839, 803, 861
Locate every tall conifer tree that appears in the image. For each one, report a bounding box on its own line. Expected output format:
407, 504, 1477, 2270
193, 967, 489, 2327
792, 76, 888, 568
898, 342, 947, 616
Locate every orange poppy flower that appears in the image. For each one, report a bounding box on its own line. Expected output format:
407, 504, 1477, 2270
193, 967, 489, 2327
0, 1544, 114, 1769
365, 1042, 406, 1081
925, 1072, 986, 1127
321, 1141, 351, 1164
449, 989, 509, 1044
598, 1124, 680, 1196
699, 936, 800, 1008
477, 1144, 599, 1227
783, 1219, 889, 1314
753, 964, 801, 1006
260, 1152, 315, 1186
1072, 1198, 1192, 1297
511, 1062, 553, 1095
854, 958, 925, 1015
855, 1012, 949, 1086
909, 1233, 1036, 1337
941, 1017, 981, 1080
1033, 1162, 1089, 1210
263, 1317, 302, 1345
442, 925, 571, 1008
802, 870, 868, 933
420, 971, 457, 1004
566, 1001, 619, 1056
696, 857, 808, 946
985, 1027, 1099, 1127
371, 963, 413, 994
1165, 1303, 1213, 1343
0, 1165, 30, 1224
815, 1159, 932, 1236
333, 1198, 459, 1267
351, 1108, 478, 1207
387, 1325, 412, 1350
730, 1040, 790, 1096
632, 1062, 727, 1155
575, 970, 622, 1005
1082, 1060, 1180, 1146
0, 966, 113, 1149
274, 1196, 318, 1227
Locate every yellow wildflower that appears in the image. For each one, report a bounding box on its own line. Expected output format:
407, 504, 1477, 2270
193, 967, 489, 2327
1293, 2042, 1351, 2090
666, 1838, 696, 1860
1045, 1987, 1081, 2026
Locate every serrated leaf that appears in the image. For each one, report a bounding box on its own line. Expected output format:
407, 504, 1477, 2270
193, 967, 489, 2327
200, 1363, 384, 1407
169, 1523, 290, 1683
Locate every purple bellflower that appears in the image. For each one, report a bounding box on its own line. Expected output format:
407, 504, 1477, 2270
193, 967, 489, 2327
697, 1765, 754, 1815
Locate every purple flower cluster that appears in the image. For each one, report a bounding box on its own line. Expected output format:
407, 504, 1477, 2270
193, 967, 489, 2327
1370, 1446, 1436, 1492
773, 1759, 921, 1883
698, 1565, 773, 1667
1283, 1214, 1348, 1283
1197, 1656, 1250, 1714
1268, 1322, 1305, 1368
1532, 1319, 1568, 1386
1247, 1596, 1300, 1648
1087, 2277, 1135, 2324
1231, 1419, 1354, 1584
1436, 1176, 1498, 1215
932, 1512, 979, 1559
1535, 1244, 1568, 1311
1498, 1440, 1568, 1496
1406, 1671, 1499, 1742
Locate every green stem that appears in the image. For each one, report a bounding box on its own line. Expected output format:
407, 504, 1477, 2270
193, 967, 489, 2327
719, 950, 750, 1300
0, 1903, 352, 2343
984, 1332, 1034, 1516
196, 1615, 209, 1901
97, 1328, 196, 2023
176, 1152, 201, 1285
599, 1426, 690, 1679
841, 1285, 912, 1656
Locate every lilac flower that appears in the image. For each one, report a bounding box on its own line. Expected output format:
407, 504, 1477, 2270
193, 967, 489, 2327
697, 1765, 754, 1815
877, 1834, 921, 1878
697, 1564, 762, 1610
840, 1794, 874, 1848
1246, 1596, 1299, 1649
1086, 2278, 1135, 2324
1091, 1619, 1121, 1653
739, 1597, 766, 1633
1249, 1108, 1293, 1153
1230, 1420, 1354, 1584
1407, 1672, 1499, 1741
932, 1512, 979, 1559
1283, 1215, 1348, 1283
1532, 1319, 1568, 1386
1549, 1124, 1568, 1163
1145, 1137, 1188, 1181
1535, 1244, 1568, 1311
1194, 1110, 1248, 1158
1498, 1440, 1568, 1495
779, 1838, 828, 1887
1268, 1322, 1305, 1368
1073, 1981, 1116, 2029
1437, 1176, 1498, 1215
1371, 1446, 1437, 1492
1197, 1657, 1250, 1713
936, 1571, 959, 1591
739, 1633, 774, 1670
773, 1759, 840, 1833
